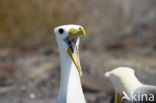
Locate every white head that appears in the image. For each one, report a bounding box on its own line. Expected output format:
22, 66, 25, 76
105, 67, 143, 102
54, 24, 86, 77
105, 67, 135, 93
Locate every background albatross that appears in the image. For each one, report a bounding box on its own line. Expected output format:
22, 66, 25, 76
105, 67, 156, 103
54, 25, 86, 103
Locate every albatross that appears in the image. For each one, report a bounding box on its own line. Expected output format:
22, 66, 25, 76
105, 67, 156, 103
54, 25, 86, 103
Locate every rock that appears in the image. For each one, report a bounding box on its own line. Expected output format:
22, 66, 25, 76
106, 39, 135, 50
25, 98, 56, 103
85, 92, 97, 103
0, 61, 17, 82
82, 74, 113, 94
0, 86, 15, 94
28, 62, 56, 80
85, 92, 114, 103
95, 92, 114, 103
40, 47, 54, 56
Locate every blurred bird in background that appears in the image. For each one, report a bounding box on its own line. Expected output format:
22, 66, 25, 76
105, 67, 156, 103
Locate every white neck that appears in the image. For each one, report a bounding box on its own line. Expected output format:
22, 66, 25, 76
120, 75, 143, 98
56, 48, 86, 103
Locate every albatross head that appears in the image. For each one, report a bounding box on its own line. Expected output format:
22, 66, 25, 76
105, 67, 142, 103
105, 67, 135, 92
54, 24, 85, 77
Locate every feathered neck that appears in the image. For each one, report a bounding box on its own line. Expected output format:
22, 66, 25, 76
119, 74, 143, 98
56, 48, 86, 103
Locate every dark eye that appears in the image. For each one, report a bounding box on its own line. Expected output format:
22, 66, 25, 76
58, 28, 64, 34
79, 27, 81, 29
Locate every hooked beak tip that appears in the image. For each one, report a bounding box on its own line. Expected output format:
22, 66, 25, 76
81, 28, 86, 38
68, 28, 86, 39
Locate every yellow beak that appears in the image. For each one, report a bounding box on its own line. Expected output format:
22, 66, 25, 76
115, 93, 124, 103
68, 28, 86, 38
67, 28, 86, 78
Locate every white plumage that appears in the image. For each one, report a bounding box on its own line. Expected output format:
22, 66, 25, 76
105, 67, 156, 103
54, 24, 86, 103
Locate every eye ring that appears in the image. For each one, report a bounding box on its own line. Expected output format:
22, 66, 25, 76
58, 28, 64, 34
